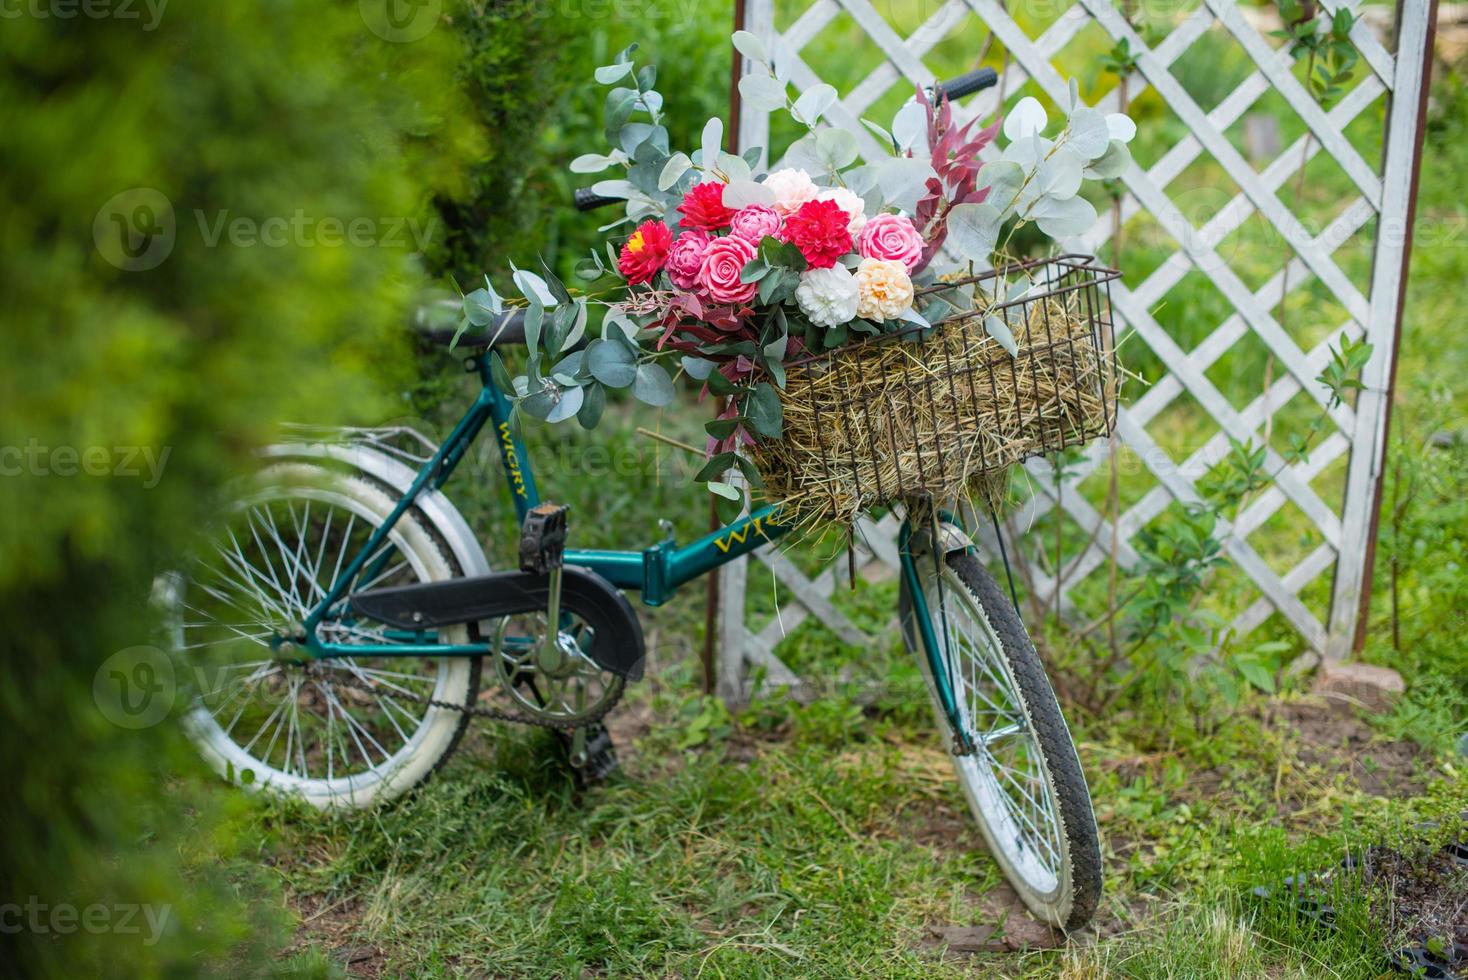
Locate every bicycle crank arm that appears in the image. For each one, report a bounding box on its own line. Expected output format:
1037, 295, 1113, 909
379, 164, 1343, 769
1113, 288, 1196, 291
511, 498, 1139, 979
347, 566, 645, 680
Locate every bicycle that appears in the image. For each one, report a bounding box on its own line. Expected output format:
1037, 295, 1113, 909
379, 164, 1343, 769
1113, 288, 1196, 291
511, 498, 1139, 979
163, 67, 1105, 930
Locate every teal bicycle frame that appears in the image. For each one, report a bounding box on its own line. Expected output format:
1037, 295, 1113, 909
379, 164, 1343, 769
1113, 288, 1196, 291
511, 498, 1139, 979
296, 350, 968, 741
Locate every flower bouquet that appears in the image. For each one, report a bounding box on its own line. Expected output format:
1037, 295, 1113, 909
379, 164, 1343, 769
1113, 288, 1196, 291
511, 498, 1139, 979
468, 33, 1136, 525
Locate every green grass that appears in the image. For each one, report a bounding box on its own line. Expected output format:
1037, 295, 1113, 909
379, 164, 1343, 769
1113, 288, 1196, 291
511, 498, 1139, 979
224, 15, 1468, 978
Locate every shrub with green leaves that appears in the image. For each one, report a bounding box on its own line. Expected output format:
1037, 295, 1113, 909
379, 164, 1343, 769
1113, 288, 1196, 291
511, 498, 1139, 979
0, 5, 478, 976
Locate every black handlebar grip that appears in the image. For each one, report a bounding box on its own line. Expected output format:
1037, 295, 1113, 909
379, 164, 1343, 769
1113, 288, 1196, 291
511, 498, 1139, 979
574, 187, 624, 212
932, 67, 999, 101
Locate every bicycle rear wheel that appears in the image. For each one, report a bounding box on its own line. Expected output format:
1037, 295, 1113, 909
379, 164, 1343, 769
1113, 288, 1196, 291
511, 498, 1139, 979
900, 549, 1102, 929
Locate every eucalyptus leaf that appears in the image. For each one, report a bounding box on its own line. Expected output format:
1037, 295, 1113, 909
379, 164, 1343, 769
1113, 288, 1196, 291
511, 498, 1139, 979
594, 62, 631, 84
1107, 113, 1137, 143
619, 122, 657, 157
511, 267, 558, 307
731, 29, 767, 64
977, 160, 1025, 214
815, 127, 859, 171
717, 152, 753, 183
696, 452, 737, 482
586, 338, 637, 387
892, 100, 927, 151
577, 382, 606, 428
681, 356, 716, 381
603, 87, 638, 135
1066, 106, 1110, 159
945, 202, 1002, 261
739, 73, 787, 111
783, 134, 825, 173
707, 481, 741, 500
590, 178, 637, 201
1083, 139, 1131, 180
545, 385, 585, 423
876, 156, 938, 214
792, 83, 837, 126
1003, 96, 1047, 141
1033, 147, 1083, 201
489, 351, 515, 394
860, 118, 897, 152
632, 361, 675, 406
1031, 194, 1097, 237
520, 386, 555, 420
570, 152, 619, 174
700, 116, 724, 169
462, 288, 497, 327
658, 152, 692, 190
746, 382, 783, 439
723, 179, 777, 209
523, 298, 544, 359
563, 299, 589, 352
984, 315, 1019, 357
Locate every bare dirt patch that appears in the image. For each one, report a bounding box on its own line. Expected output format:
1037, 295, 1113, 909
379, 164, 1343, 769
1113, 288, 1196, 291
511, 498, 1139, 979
285, 892, 384, 979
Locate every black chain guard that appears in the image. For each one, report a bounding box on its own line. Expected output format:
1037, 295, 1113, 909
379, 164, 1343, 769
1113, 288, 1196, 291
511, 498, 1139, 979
349, 565, 645, 681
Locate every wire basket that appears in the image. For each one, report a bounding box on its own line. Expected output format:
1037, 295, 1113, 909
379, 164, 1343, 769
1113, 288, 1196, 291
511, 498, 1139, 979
752, 254, 1121, 527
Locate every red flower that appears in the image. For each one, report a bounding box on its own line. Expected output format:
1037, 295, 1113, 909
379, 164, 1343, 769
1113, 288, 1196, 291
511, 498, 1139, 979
782, 198, 853, 270
677, 181, 735, 231
617, 220, 672, 285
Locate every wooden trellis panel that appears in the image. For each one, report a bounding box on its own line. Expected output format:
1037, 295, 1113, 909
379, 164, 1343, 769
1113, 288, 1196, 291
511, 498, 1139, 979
716, 0, 1436, 700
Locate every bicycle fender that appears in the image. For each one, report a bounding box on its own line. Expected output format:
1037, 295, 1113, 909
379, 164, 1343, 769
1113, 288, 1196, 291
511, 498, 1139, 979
349, 566, 645, 681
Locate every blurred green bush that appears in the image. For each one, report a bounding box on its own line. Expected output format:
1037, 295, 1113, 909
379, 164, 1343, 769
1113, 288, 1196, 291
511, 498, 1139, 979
0, 3, 480, 976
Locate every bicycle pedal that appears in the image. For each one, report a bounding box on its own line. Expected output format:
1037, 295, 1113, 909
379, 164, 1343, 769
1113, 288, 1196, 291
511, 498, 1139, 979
561, 723, 619, 783
519, 503, 568, 575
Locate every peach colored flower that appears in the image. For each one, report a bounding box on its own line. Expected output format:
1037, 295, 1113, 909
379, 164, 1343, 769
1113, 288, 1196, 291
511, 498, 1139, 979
854, 257, 914, 321
763, 167, 819, 217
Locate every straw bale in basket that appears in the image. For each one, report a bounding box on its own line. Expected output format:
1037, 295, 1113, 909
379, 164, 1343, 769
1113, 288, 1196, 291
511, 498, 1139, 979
752, 284, 1118, 528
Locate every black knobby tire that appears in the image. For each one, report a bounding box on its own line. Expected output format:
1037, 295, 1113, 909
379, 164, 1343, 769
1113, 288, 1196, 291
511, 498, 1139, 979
902, 550, 1103, 929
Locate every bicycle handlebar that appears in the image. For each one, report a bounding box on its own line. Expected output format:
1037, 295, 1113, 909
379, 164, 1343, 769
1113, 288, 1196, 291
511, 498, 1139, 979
574, 187, 625, 213
572, 67, 999, 212
930, 67, 998, 102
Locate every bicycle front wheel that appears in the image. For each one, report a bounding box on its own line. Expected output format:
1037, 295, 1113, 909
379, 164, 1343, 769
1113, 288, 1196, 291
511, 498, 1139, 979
900, 550, 1102, 929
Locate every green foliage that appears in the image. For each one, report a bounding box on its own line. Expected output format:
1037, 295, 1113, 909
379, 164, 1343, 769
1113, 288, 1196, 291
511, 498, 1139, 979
0, 4, 478, 975
1275, 0, 1359, 107
423, 0, 576, 287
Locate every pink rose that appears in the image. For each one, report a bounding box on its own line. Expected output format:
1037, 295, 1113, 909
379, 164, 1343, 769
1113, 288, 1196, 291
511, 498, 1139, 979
698, 235, 758, 306
858, 213, 924, 271
728, 205, 783, 244
666, 230, 710, 291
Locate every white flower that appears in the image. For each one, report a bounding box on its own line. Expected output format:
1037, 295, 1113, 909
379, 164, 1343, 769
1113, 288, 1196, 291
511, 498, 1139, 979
763, 167, 819, 217
817, 186, 868, 236
795, 265, 860, 328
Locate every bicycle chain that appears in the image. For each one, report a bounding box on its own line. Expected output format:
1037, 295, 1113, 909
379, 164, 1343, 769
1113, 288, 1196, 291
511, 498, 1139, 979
324, 665, 622, 731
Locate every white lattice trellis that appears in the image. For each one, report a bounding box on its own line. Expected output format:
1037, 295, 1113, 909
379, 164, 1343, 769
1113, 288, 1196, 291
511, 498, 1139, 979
715, 0, 1437, 701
